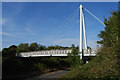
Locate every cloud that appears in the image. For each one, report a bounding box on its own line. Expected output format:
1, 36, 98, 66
87, 40, 97, 48
51, 38, 98, 48
0, 31, 13, 37
53, 38, 79, 47
0, 18, 8, 25
14, 4, 25, 15
2, 18, 8, 25
25, 25, 36, 36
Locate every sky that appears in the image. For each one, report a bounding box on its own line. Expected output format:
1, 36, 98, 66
1, 2, 118, 50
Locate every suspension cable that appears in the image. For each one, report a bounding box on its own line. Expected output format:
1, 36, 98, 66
56, 8, 79, 36
83, 7, 106, 27
64, 9, 79, 36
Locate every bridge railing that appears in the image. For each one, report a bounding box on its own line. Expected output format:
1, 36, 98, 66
17, 49, 98, 57
18, 49, 72, 57
83, 49, 98, 54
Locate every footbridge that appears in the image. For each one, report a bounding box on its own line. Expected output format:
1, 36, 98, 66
17, 49, 97, 57
16, 5, 104, 59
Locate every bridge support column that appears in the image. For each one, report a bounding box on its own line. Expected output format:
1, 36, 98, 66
79, 5, 87, 60
79, 5, 83, 60
82, 10, 87, 50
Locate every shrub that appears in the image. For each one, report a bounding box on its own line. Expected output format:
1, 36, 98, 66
34, 63, 47, 73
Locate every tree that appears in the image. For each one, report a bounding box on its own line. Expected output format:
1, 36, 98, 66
2, 48, 9, 57
2, 45, 17, 57
97, 11, 120, 56
8, 45, 17, 57
87, 46, 91, 49
96, 11, 120, 78
17, 43, 29, 53
68, 44, 80, 67
65, 11, 120, 79
47, 46, 55, 50
29, 42, 38, 51
36, 44, 46, 51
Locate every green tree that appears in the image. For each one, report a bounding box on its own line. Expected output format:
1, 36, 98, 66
29, 42, 38, 51
68, 44, 80, 67
38, 44, 46, 50
64, 11, 120, 79
2, 45, 17, 57
47, 46, 54, 50
8, 45, 17, 57
97, 11, 120, 56
2, 48, 9, 57
17, 43, 29, 53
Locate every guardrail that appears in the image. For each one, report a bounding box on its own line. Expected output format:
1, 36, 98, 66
17, 49, 97, 57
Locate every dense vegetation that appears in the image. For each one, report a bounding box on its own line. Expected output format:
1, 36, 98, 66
2, 43, 78, 79
16, 42, 72, 53
63, 11, 120, 79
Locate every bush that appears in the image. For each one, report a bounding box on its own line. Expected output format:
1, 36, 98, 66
34, 63, 47, 73
63, 10, 120, 79
64, 47, 119, 79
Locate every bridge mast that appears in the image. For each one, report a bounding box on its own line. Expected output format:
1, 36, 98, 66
79, 5, 87, 60
82, 9, 87, 50
79, 5, 83, 59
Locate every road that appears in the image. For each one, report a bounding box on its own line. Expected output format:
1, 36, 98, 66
25, 69, 70, 80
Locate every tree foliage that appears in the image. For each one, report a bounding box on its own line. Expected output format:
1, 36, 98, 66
29, 42, 39, 51
65, 10, 120, 79
97, 11, 120, 55
2, 45, 17, 57
67, 44, 82, 67
17, 43, 29, 53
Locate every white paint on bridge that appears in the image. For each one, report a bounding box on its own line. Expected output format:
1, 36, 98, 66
17, 49, 97, 57
17, 50, 72, 57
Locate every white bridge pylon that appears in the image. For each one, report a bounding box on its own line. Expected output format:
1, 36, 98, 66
79, 5, 87, 60
79, 4, 105, 59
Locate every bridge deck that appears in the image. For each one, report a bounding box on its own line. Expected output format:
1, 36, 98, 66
17, 49, 96, 57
